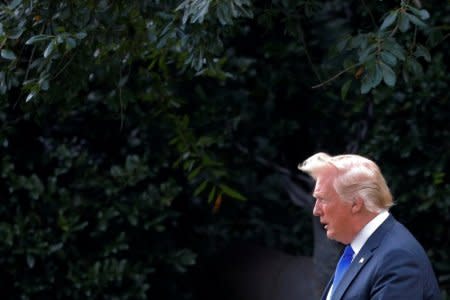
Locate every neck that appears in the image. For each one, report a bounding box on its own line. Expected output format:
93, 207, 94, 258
349, 210, 379, 243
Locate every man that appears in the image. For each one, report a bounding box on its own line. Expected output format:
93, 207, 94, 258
298, 152, 441, 300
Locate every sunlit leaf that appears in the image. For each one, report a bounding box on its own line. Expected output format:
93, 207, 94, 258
26, 91, 36, 102
25, 34, 53, 45
1, 49, 16, 60
44, 41, 56, 58
380, 10, 398, 31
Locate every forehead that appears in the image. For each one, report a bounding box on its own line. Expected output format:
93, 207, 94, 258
313, 167, 337, 196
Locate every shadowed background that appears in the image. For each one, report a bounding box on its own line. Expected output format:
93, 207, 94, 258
0, 0, 449, 299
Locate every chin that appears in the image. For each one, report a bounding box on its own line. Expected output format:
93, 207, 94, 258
326, 231, 334, 240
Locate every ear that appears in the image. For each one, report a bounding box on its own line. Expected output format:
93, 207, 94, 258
351, 197, 364, 214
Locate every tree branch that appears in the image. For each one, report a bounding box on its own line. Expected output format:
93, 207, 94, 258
311, 63, 360, 89
296, 19, 322, 83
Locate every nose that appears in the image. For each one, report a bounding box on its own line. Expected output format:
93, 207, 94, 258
313, 199, 321, 216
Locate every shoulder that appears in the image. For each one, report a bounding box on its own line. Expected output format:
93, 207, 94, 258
372, 217, 437, 281
383, 217, 426, 254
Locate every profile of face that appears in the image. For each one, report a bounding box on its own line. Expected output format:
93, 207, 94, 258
312, 167, 354, 244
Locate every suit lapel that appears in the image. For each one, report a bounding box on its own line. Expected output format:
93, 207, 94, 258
321, 278, 333, 300
331, 249, 374, 300
331, 215, 396, 300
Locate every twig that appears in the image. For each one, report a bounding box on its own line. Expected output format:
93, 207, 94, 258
311, 63, 360, 89
296, 20, 322, 82
51, 51, 76, 80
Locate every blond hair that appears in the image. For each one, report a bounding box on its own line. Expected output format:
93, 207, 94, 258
298, 152, 393, 213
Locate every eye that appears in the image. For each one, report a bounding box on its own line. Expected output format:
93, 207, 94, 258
315, 197, 326, 204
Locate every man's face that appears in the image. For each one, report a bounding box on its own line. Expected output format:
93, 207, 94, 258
312, 168, 353, 244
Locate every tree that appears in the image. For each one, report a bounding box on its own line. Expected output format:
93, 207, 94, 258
1, 0, 449, 298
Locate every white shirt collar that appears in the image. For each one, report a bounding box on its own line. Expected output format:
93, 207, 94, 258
350, 210, 390, 257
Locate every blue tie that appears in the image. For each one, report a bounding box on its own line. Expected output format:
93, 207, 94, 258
331, 245, 354, 295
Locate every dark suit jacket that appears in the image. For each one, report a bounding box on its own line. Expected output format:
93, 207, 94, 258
321, 215, 441, 300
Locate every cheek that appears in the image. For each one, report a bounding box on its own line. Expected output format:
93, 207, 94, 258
332, 208, 351, 229
322, 203, 335, 217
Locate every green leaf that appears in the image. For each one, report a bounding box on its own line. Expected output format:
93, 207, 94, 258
372, 62, 383, 88
384, 39, 406, 61
207, 186, 216, 203
26, 91, 36, 102
350, 34, 368, 50
341, 79, 352, 100
358, 44, 377, 63
380, 62, 396, 87
44, 41, 56, 58
8, 27, 24, 39
405, 12, 427, 28
187, 166, 202, 180
27, 254, 35, 269
234, 0, 253, 18
406, 58, 423, 77
39, 77, 49, 91
359, 60, 381, 94
197, 136, 214, 147
216, 3, 232, 25
65, 37, 77, 50
1, 49, 16, 60
380, 10, 398, 31
408, 6, 430, 20
414, 44, 431, 62
380, 51, 397, 66
432, 172, 445, 185
8, 0, 22, 9
219, 184, 246, 201
48, 243, 63, 254
398, 13, 410, 32
177, 249, 196, 266
360, 74, 372, 94
336, 35, 351, 52
194, 180, 208, 196
25, 34, 53, 45
56, 35, 64, 44
191, 0, 211, 23
75, 32, 87, 39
